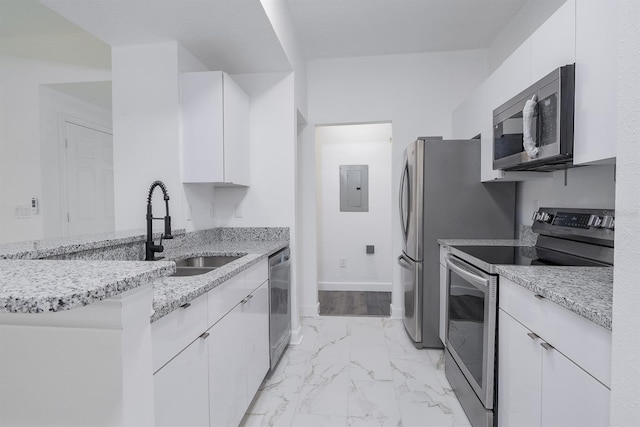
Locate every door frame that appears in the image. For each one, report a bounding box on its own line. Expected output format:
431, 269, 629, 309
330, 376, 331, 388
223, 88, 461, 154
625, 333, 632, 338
57, 114, 113, 237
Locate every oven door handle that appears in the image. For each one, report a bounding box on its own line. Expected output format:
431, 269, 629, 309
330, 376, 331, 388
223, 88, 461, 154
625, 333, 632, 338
445, 255, 490, 289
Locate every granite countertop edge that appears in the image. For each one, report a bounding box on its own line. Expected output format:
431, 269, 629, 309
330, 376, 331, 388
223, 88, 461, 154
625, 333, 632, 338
151, 240, 289, 322
0, 260, 176, 314
495, 265, 613, 330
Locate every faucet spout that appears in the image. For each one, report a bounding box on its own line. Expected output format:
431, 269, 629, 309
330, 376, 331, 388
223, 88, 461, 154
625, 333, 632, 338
146, 180, 173, 261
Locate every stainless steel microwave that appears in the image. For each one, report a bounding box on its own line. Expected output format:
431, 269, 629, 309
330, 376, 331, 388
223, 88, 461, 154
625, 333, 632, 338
493, 64, 575, 171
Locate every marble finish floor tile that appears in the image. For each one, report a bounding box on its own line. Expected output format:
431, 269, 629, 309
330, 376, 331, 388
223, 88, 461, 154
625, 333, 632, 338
241, 316, 471, 427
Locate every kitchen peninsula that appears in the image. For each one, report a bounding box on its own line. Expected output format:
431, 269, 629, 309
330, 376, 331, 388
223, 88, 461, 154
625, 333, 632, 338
0, 227, 288, 426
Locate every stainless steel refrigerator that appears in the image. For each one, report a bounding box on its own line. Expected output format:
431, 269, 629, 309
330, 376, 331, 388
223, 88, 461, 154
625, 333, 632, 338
398, 138, 515, 348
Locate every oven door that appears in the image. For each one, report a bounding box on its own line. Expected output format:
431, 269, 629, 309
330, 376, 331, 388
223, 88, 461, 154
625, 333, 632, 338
445, 254, 497, 410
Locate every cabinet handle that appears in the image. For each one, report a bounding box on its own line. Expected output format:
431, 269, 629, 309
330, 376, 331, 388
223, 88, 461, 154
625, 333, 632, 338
527, 332, 539, 340
180, 302, 191, 309
241, 297, 249, 304
200, 332, 210, 340
534, 294, 545, 300
247, 294, 254, 300
540, 342, 554, 350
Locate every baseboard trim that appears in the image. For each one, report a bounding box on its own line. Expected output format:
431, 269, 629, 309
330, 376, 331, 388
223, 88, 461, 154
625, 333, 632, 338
318, 281, 392, 292
299, 302, 320, 317
390, 303, 404, 320
289, 325, 304, 346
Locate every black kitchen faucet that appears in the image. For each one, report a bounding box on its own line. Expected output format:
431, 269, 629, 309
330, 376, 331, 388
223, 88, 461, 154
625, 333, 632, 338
145, 180, 173, 261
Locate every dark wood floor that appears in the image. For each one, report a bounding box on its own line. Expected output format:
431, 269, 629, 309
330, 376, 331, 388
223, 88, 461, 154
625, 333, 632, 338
318, 291, 391, 317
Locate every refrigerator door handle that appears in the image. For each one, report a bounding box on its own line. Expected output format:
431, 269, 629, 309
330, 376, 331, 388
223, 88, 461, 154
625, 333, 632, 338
399, 161, 410, 243
397, 253, 414, 270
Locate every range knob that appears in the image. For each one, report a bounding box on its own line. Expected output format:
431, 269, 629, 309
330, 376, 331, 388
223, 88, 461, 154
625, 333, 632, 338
588, 215, 603, 228
531, 211, 553, 223
601, 216, 615, 230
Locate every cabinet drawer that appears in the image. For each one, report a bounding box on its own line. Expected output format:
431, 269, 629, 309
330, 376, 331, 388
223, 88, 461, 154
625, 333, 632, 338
499, 277, 611, 387
152, 292, 208, 372
208, 272, 246, 326
245, 259, 268, 292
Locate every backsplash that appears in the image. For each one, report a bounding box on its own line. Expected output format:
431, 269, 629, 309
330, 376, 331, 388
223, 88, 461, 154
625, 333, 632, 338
0, 227, 288, 261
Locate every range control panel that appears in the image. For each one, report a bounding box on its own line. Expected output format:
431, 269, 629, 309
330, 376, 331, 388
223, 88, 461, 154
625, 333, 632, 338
531, 207, 615, 246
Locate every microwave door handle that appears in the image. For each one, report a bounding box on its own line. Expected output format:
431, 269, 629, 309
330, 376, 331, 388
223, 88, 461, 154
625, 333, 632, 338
445, 255, 489, 290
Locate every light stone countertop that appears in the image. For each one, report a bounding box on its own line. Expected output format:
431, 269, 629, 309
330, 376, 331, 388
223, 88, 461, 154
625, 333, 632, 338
496, 265, 613, 330
0, 259, 175, 313
151, 239, 289, 322
0, 229, 186, 260
438, 238, 613, 330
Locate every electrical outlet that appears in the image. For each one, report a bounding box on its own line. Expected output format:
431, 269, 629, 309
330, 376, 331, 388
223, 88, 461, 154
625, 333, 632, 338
210, 203, 215, 218
235, 203, 243, 218
339, 258, 347, 267
533, 199, 539, 212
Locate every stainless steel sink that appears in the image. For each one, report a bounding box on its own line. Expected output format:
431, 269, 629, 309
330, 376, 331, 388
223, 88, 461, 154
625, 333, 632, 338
171, 266, 216, 277
170, 255, 244, 277
175, 255, 243, 268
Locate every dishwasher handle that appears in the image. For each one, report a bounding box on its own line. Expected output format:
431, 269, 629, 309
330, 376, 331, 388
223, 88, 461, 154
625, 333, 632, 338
269, 248, 291, 269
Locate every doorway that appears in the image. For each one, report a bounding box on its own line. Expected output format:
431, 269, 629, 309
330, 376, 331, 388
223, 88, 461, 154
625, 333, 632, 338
63, 120, 115, 237
316, 123, 393, 316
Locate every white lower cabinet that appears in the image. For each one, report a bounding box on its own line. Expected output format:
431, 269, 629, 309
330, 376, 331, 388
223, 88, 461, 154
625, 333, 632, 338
153, 260, 270, 427
209, 281, 269, 427
498, 310, 542, 427
154, 337, 210, 427
541, 344, 610, 427
498, 278, 611, 427
209, 303, 247, 427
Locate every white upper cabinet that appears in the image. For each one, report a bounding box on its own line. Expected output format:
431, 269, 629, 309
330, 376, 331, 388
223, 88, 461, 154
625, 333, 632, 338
455, 0, 620, 180
181, 71, 250, 186
573, 0, 618, 165
530, 0, 576, 83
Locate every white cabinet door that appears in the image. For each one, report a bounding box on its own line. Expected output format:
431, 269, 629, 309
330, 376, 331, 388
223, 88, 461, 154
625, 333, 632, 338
222, 73, 250, 186
531, 0, 576, 82
245, 281, 270, 399
541, 345, 610, 427
181, 71, 250, 185
209, 303, 248, 427
181, 71, 225, 183
573, 0, 618, 165
154, 336, 210, 427
498, 309, 542, 427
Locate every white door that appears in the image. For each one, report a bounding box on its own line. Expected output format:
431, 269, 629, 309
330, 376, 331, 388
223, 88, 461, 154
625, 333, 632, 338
64, 122, 115, 236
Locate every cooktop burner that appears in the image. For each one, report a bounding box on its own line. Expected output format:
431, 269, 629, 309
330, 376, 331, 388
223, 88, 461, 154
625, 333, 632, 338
451, 245, 609, 268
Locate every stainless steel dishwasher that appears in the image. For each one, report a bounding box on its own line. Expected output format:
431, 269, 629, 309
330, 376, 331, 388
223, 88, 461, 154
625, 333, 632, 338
268, 247, 291, 372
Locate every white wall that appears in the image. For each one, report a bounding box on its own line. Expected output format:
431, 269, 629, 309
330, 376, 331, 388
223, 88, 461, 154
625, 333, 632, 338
304, 50, 487, 317
516, 165, 616, 227
112, 41, 217, 234
39, 86, 113, 239
0, 54, 110, 243
111, 42, 184, 233
610, 1, 640, 424
214, 72, 295, 229
316, 123, 392, 292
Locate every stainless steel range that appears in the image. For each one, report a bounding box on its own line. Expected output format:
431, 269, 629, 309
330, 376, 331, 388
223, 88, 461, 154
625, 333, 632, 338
443, 207, 614, 427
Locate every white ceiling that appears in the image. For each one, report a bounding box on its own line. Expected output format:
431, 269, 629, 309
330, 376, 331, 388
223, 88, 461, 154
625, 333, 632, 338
25, 0, 531, 74
286, 0, 529, 59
